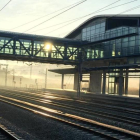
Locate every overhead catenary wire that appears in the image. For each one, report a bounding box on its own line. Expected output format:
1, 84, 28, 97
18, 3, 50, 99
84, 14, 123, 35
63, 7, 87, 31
1, 0, 140, 45
11, 0, 87, 30
31, 0, 122, 33
44, 0, 137, 35
24, 0, 87, 33
0, 0, 12, 12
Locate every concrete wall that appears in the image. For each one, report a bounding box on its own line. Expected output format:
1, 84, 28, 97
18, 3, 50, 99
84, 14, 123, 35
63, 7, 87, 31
89, 71, 102, 93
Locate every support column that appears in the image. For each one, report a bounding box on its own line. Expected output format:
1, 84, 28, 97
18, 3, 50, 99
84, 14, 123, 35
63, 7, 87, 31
139, 74, 140, 98
89, 71, 102, 93
45, 68, 47, 89
119, 69, 123, 96
125, 69, 128, 95
102, 70, 106, 95
74, 73, 78, 90
61, 74, 64, 89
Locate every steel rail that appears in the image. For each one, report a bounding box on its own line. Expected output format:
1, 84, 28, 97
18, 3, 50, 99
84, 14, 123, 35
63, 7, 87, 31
0, 124, 20, 140
1, 88, 140, 110
1, 90, 139, 126
0, 89, 139, 127
0, 96, 140, 140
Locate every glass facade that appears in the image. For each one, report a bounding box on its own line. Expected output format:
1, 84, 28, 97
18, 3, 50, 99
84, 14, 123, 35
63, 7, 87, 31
85, 34, 140, 60
82, 25, 137, 42
82, 19, 106, 41
80, 18, 140, 62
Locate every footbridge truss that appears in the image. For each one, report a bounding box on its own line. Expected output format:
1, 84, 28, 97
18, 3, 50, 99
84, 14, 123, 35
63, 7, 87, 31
0, 31, 84, 65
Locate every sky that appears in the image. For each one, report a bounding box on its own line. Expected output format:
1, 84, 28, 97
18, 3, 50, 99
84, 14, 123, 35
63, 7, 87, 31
0, 0, 140, 38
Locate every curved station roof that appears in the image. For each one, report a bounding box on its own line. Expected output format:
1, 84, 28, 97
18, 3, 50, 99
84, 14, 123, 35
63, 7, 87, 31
65, 14, 140, 38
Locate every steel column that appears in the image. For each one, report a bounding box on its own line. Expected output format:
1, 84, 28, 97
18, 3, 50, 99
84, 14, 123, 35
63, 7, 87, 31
61, 74, 64, 89
125, 69, 128, 95
45, 68, 47, 89
102, 70, 106, 94
119, 69, 123, 96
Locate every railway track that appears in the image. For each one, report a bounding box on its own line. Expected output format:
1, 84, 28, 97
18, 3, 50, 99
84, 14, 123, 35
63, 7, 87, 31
0, 89, 140, 139
0, 89, 140, 132
0, 124, 20, 140
16, 88, 140, 110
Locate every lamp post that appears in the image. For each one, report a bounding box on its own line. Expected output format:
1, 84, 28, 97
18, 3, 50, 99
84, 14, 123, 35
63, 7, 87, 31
0, 64, 8, 87
39, 68, 48, 91
139, 74, 140, 98
25, 63, 33, 79
12, 69, 15, 88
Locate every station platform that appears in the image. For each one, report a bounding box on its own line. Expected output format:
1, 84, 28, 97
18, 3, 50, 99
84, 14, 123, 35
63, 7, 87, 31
44, 88, 139, 99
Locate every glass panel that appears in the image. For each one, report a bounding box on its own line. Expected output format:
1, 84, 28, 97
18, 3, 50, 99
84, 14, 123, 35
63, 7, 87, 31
91, 30, 95, 35
129, 41, 135, 46
129, 47, 134, 54
82, 28, 86, 32
95, 28, 100, 34
95, 24, 100, 29
122, 42, 128, 47
87, 27, 90, 32
91, 25, 95, 30
100, 27, 105, 33
129, 36, 135, 41
101, 22, 105, 27
128, 58, 134, 64
136, 40, 140, 45
87, 31, 90, 36
122, 37, 128, 42
136, 57, 140, 63
82, 32, 86, 37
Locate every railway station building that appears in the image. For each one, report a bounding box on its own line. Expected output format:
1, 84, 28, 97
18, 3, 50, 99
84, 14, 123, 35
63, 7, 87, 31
49, 15, 140, 96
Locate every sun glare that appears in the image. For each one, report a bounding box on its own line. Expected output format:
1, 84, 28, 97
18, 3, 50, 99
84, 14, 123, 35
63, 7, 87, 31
45, 43, 51, 50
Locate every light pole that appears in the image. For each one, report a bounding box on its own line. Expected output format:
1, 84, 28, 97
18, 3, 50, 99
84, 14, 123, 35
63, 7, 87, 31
139, 73, 140, 98
30, 64, 32, 79
39, 68, 48, 90
0, 64, 8, 87
20, 77, 22, 88
45, 68, 47, 89
5, 65, 8, 87
12, 69, 15, 88
25, 63, 33, 79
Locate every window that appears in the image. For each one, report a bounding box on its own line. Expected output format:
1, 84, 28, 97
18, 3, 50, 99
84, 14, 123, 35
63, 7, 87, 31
136, 57, 140, 63
95, 24, 100, 29
129, 41, 135, 47
129, 36, 135, 41
87, 27, 90, 32
129, 47, 134, 54
122, 37, 128, 42
82, 28, 86, 32
91, 30, 95, 35
100, 27, 105, 33
81, 19, 106, 41
87, 31, 90, 36
128, 58, 134, 64
136, 40, 140, 45
91, 26, 95, 30
116, 39, 121, 43
101, 22, 105, 27
82, 32, 86, 37
122, 42, 128, 47
95, 28, 100, 34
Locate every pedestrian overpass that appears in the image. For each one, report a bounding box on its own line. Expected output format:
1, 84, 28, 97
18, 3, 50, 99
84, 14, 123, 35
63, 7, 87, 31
0, 31, 84, 65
